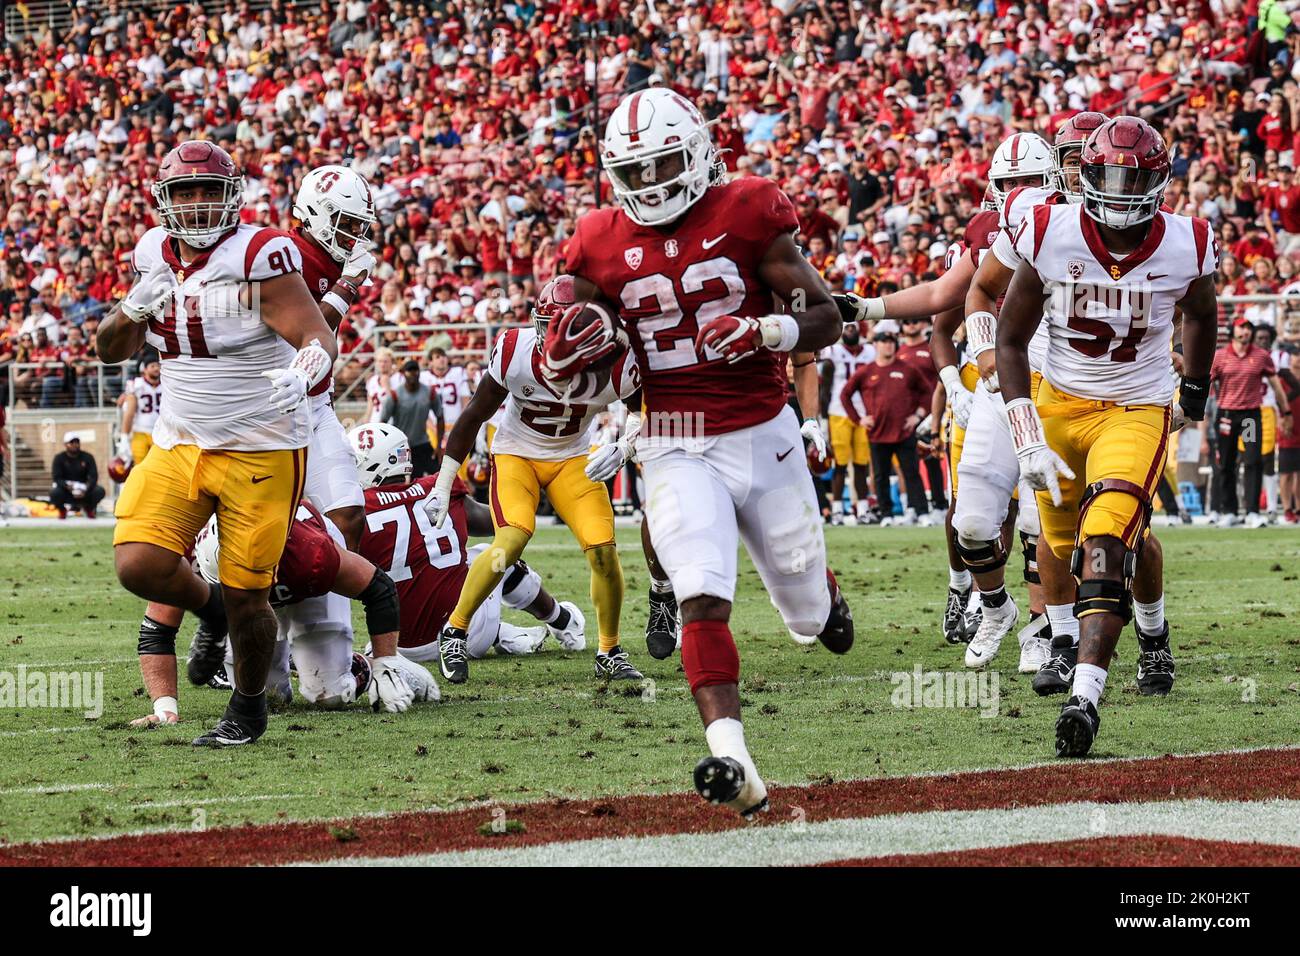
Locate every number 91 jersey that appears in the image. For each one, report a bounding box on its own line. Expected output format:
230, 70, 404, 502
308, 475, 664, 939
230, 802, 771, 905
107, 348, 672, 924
130, 224, 310, 451
565, 176, 799, 436
1013, 204, 1216, 405
487, 326, 641, 461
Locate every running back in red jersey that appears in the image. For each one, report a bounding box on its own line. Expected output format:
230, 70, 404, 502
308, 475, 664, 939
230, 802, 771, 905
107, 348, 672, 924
359, 473, 470, 649
565, 175, 799, 436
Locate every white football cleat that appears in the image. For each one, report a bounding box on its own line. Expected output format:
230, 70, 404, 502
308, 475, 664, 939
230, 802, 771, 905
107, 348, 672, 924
547, 601, 587, 651
788, 628, 818, 646
965, 597, 1019, 668
496, 623, 548, 655
1217, 512, 1239, 527
917, 512, 941, 527
1016, 614, 1052, 674
842, 512, 858, 527
1245, 512, 1268, 529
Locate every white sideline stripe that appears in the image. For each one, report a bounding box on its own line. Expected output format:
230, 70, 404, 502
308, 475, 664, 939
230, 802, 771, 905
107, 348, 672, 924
106, 793, 309, 810
0, 782, 112, 796
7, 657, 137, 667
314, 798, 1300, 868
0, 725, 95, 738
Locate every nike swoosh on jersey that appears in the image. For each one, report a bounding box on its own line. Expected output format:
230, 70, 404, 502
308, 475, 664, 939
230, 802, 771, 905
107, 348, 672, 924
251, 475, 272, 484
1146, 272, 1167, 280
702, 233, 728, 250
776, 446, 794, 461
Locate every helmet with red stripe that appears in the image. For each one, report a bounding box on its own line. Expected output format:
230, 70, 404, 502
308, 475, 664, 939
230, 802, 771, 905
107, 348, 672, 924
601, 88, 721, 226
987, 133, 1053, 211
532, 274, 579, 350
1079, 116, 1171, 229
1052, 111, 1107, 201
151, 141, 243, 249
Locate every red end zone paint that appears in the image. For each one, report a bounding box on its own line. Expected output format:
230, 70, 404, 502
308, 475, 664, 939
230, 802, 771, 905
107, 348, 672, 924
824, 837, 1300, 868
3, 748, 1297, 867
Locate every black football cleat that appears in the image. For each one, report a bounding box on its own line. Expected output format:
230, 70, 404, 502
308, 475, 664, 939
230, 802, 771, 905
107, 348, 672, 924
192, 715, 265, 748
645, 589, 679, 660
1033, 636, 1079, 696
1055, 695, 1100, 758
693, 756, 768, 820
943, 585, 972, 644
437, 625, 469, 684
1135, 622, 1175, 696
818, 568, 854, 654
962, 600, 983, 643
186, 621, 228, 687
594, 645, 644, 681
206, 664, 232, 691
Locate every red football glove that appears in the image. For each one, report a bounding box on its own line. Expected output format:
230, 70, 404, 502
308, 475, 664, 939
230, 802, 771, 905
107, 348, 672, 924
541, 303, 620, 382
695, 314, 762, 364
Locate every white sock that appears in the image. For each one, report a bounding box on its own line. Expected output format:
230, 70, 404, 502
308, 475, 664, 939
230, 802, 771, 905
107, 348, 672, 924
1265, 474, 1279, 512
704, 717, 765, 803
1134, 596, 1165, 636
855, 498, 871, 516
836, 498, 848, 515
949, 568, 972, 590
1072, 662, 1108, 706
649, 575, 673, 595
1046, 603, 1079, 646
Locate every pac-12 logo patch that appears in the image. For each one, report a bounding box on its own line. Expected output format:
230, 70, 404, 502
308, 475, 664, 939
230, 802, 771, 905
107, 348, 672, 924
624, 247, 643, 270
1067, 259, 1085, 280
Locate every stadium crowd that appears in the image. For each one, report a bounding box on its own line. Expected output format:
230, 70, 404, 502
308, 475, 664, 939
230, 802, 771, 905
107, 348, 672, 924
2, 0, 1300, 516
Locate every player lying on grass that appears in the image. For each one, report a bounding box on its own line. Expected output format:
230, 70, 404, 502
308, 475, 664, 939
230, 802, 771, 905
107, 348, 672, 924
349, 422, 588, 664
131, 500, 436, 727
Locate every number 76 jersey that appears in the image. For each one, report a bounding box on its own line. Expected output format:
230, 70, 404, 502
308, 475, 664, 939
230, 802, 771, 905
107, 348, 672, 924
487, 326, 641, 461
1013, 203, 1216, 405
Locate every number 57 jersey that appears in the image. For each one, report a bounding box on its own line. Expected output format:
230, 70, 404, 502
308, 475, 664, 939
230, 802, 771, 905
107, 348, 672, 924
1013, 204, 1216, 405
487, 326, 641, 461
131, 223, 311, 451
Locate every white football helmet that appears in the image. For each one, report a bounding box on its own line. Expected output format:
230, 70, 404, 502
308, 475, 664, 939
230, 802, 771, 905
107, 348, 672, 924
293, 165, 376, 263
987, 133, 1054, 211
193, 515, 220, 586
348, 422, 412, 488
601, 88, 721, 226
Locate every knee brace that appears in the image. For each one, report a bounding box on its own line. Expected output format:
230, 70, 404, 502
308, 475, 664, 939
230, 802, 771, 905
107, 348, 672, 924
137, 615, 178, 656
954, 534, 1007, 572
681, 620, 740, 695
1077, 478, 1153, 547
501, 559, 542, 609
1020, 532, 1040, 586
1069, 479, 1151, 623
359, 568, 400, 636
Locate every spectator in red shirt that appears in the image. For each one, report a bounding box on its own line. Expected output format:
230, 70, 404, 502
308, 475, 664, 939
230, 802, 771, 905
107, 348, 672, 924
896, 316, 945, 510
1233, 226, 1277, 270
841, 324, 932, 523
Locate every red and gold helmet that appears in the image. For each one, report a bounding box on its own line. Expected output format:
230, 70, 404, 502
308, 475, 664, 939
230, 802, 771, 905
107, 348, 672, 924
1052, 111, 1107, 200
151, 141, 244, 248
107, 456, 132, 484
532, 274, 579, 350
1079, 116, 1171, 229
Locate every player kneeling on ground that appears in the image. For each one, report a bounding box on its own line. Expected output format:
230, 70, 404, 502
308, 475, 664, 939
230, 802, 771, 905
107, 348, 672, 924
349, 423, 586, 667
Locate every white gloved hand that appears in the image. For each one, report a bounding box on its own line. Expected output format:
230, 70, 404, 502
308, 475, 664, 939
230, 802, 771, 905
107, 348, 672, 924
1007, 398, 1074, 507
343, 243, 377, 287
115, 434, 133, 462
1170, 403, 1186, 433
983, 370, 1001, 393
585, 440, 629, 482
948, 386, 973, 429
800, 417, 827, 460
261, 367, 311, 413
368, 656, 416, 713
122, 262, 177, 323
422, 458, 460, 527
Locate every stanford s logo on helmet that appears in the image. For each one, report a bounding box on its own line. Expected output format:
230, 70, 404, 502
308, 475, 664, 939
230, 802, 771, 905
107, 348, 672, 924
1079, 116, 1171, 229
1052, 111, 1107, 201
151, 141, 244, 249
293, 165, 376, 263
348, 422, 412, 488
601, 88, 722, 226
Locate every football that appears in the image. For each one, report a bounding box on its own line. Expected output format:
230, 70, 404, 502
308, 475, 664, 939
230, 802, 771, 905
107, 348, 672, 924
567, 298, 628, 373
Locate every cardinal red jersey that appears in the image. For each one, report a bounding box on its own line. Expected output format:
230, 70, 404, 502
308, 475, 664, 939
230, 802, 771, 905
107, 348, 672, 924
896, 340, 939, 397
962, 209, 1002, 269
283, 229, 343, 400
273, 501, 342, 608
565, 176, 800, 436
360, 473, 470, 649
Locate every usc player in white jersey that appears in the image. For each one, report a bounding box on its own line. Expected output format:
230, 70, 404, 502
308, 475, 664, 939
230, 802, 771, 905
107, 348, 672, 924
367, 348, 398, 423
996, 116, 1218, 758
840, 133, 1057, 649
423, 348, 469, 427
820, 324, 875, 524
116, 353, 164, 467
96, 141, 337, 748
422, 276, 644, 686
554, 87, 849, 819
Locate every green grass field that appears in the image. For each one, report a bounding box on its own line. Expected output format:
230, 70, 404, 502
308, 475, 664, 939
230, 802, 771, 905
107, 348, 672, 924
1, 524, 1297, 845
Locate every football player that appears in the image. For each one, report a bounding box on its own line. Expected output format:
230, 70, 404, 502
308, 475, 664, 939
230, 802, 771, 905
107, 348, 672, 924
820, 324, 875, 525
97, 141, 337, 747
996, 116, 1218, 757
554, 87, 850, 819
839, 134, 1058, 648
367, 348, 399, 423
350, 422, 586, 664
114, 351, 163, 472
422, 277, 641, 685
289, 164, 379, 550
